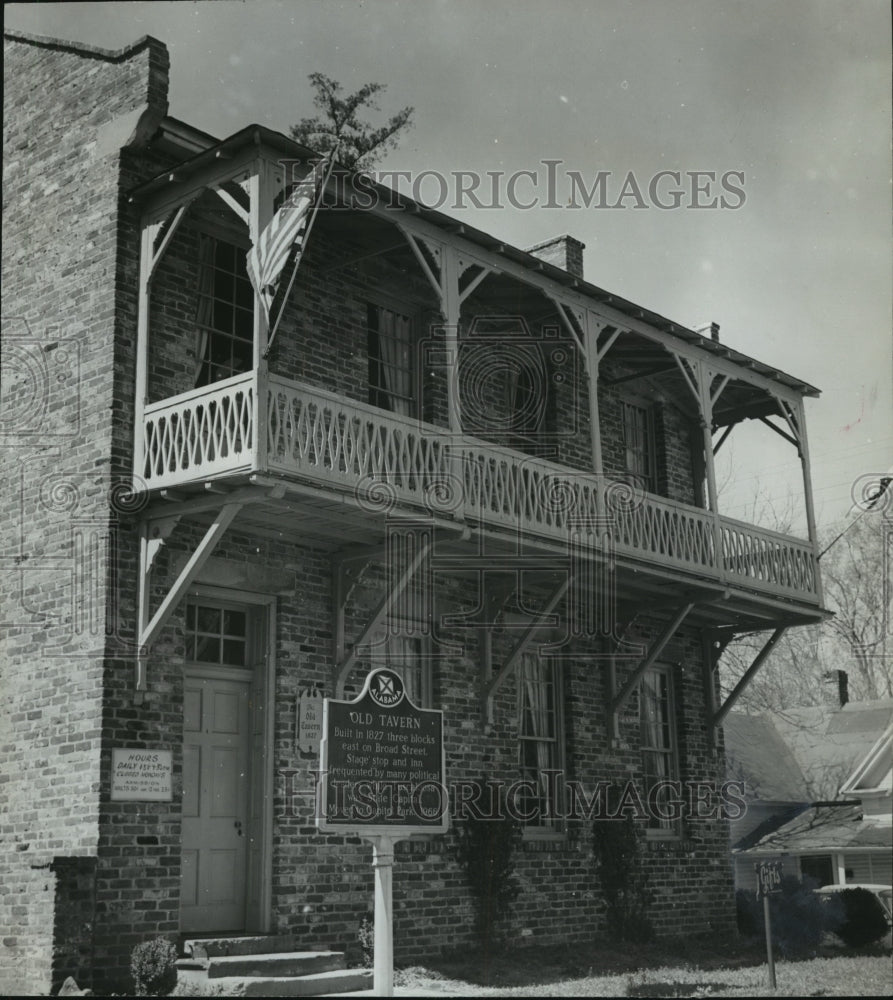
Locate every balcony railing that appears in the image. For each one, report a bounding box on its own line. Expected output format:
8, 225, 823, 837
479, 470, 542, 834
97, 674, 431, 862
138, 372, 819, 604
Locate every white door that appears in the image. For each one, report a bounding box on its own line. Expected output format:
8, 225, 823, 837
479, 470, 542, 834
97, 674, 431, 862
180, 674, 250, 932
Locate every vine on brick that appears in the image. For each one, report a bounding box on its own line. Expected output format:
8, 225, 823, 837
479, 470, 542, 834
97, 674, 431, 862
454, 785, 521, 952
591, 810, 654, 942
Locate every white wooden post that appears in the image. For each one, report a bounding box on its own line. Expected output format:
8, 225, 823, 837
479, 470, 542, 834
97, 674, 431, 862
370, 835, 397, 997
249, 159, 275, 472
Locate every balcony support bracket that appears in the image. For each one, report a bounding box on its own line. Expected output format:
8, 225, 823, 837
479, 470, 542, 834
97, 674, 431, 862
483, 576, 570, 726
135, 501, 244, 699
712, 627, 787, 732
608, 602, 694, 743
333, 534, 431, 698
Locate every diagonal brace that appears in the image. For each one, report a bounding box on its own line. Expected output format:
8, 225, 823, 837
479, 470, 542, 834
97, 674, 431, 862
334, 537, 431, 696
713, 627, 786, 728
485, 576, 570, 718
139, 502, 243, 659
610, 603, 694, 721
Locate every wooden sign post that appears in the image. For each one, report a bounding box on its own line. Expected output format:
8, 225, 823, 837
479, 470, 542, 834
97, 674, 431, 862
755, 859, 783, 989
318, 668, 448, 996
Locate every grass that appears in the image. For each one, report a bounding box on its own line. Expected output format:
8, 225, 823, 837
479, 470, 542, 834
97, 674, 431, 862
392, 937, 893, 997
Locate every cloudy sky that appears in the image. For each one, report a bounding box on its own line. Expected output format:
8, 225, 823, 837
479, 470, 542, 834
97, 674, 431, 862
7, 0, 891, 531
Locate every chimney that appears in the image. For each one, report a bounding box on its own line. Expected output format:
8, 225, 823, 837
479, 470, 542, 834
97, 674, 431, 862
823, 669, 849, 707
527, 235, 586, 280
695, 321, 721, 343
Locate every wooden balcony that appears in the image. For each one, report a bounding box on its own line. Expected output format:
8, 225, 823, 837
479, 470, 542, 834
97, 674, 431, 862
137, 371, 821, 611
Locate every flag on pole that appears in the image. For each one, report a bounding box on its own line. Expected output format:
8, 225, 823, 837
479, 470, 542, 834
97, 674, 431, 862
246, 151, 333, 323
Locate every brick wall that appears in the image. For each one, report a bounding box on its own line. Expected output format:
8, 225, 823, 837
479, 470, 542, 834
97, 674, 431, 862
1, 29, 169, 995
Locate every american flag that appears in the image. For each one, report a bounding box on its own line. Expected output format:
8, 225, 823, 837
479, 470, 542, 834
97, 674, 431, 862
246, 151, 333, 323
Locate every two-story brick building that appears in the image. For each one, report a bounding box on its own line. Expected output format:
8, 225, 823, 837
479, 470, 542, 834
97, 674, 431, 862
2, 29, 828, 995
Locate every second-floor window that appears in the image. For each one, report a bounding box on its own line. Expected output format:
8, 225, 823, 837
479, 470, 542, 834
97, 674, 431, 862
194, 234, 254, 387
368, 303, 416, 416
640, 665, 679, 837
622, 399, 657, 492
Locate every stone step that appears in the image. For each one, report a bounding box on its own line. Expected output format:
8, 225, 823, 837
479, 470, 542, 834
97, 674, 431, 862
183, 933, 304, 960
206, 951, 346, 979
188, 968, 374, 997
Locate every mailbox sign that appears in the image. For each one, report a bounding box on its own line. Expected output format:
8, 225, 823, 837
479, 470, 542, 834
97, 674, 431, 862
317, 668, 448, 836
755, 859, 784, 898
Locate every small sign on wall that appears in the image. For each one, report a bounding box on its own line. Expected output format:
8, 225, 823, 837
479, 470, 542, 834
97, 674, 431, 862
110, 749, 173, 801
296, 688, 324, 754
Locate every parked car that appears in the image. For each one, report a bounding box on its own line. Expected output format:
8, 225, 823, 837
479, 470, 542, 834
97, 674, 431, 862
814, 884, 893, 923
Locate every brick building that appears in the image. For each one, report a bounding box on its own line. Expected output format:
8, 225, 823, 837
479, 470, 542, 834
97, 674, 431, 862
2, 29, 828, 995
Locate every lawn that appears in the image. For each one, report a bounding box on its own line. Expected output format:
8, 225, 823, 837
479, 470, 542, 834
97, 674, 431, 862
393, 938, 893, 997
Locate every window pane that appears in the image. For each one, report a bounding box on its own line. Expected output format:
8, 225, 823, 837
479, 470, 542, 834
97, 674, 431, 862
194, 635, 221, 663
222, 639, 247, 666
196, 606, 220, 633
223, 609, 247, 637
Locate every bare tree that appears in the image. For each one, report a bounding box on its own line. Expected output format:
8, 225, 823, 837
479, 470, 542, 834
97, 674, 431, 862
290, 73, 414, 170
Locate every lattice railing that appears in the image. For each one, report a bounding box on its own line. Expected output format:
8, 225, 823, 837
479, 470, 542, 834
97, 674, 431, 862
138, 372, 820, 602
721, 518, 817, 597
266, 375, 452, 511
141, 373, 255, 489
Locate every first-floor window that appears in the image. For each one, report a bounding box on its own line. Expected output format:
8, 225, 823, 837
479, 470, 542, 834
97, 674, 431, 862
640, 665, 679, 837
368, 303, 416, 416
351, 624, 431, 708
517, 652, 563, 831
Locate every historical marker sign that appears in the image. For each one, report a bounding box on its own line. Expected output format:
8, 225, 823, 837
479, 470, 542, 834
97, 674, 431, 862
317, 668, 448, 836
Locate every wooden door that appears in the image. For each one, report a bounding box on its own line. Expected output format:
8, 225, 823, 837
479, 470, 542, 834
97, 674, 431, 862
180, 674, 250, 932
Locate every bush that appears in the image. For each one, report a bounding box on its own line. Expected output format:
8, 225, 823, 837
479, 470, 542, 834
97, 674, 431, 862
131, 936, 178, 996
737, 876, 828, 957
358, 909, 375, 968
591, 809, 654, 943
454, 785, 521, 952
834, 888, 890, 948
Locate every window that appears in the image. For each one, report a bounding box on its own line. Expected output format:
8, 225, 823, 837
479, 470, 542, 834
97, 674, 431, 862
622, 399, 657, 492
639, 666, 679, 837
368, 303, 416, 416
194, 234, 254, 387
517, 653, 563, 831
351, 624, 432, 708
185, 600, 251, 667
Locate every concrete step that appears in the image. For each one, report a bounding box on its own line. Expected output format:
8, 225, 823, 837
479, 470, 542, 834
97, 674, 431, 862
206, 951, 346, 979
184, 933, 304, 960
183, 968, 374, 997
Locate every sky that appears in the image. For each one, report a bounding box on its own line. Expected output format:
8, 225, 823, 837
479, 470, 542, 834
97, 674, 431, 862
5, 0, 892, 532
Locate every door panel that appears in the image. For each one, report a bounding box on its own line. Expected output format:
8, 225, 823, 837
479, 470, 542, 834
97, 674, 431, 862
180, 675, 250, 932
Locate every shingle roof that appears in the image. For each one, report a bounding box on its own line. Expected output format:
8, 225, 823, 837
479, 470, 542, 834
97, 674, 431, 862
735, 802, 892, 855
724, 700, 893, 804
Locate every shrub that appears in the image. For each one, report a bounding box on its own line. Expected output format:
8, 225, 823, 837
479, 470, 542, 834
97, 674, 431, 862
358, 909, 375, 968
131, 936, 178, 997
454, 785, 521, 952
738, 876, 828, 957
834, 888, 890, 948
591, 809, 654, 943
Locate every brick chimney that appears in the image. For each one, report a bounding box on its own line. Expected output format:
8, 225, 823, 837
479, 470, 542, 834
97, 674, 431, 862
823, 669, 849, 707
695, 321, 721, 343
527, 235, 585, 280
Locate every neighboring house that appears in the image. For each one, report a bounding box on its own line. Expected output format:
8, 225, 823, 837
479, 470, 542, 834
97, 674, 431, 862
725, 697, 893, 892
2, 30, 829, 995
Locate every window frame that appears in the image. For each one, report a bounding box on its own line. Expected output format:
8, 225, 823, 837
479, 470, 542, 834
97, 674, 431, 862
621, 395, 658, 494
516, 651, 565, 839
193, 230, 255, 388
366, 298, 420, 418
639, 663, 681, 841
